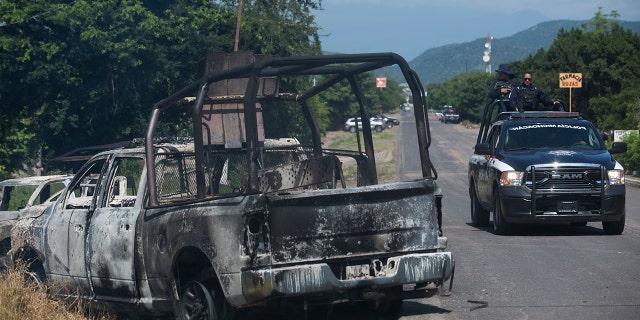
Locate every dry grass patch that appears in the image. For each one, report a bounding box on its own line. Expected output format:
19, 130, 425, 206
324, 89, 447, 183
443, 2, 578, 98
0, 264, 115, 320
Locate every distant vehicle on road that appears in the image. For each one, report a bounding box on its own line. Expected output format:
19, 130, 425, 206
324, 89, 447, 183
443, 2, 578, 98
372, 114, 400, 128
441, 107, 460, 124
344, 117, 386, 132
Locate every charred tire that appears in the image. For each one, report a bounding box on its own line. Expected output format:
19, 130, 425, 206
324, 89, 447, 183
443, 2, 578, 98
470, 183, 490, 227
177, 280, 219, 320
602, 215, 625, 235
175, 265, 235, 320
492, 192, 510, 235
374, 125, 383, 132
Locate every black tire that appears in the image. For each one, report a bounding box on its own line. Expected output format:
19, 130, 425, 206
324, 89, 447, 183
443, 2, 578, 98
493, 192, 510, 235
349, 126, 356, 133
602, 215, 625, 235
386, 122, 394, 129
470, 183, 490, 227
177, 280, 219, 320
374, 125, 383, 132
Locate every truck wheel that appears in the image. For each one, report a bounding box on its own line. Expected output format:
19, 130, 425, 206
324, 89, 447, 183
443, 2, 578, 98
602, 215, 625, 235
349, 126, 356, 133
374, 125, 383, 132
386, 122, 394, 129
492, 193, 510, 235
177, 281, 220, 320
470, 184, 490, 227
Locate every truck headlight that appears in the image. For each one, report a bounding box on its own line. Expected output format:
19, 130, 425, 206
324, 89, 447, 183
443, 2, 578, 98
500, 171, 524, 186
607, 170, 625, 185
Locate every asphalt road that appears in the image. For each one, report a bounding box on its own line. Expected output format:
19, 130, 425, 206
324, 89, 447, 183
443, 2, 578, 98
395, 114, 640, 320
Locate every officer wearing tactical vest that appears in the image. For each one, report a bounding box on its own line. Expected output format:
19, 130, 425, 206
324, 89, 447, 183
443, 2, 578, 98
488, 64, 520, 111
516, 72, 561, 111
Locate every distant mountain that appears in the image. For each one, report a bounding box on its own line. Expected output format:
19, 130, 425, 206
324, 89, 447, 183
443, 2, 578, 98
385, 20, 640, 85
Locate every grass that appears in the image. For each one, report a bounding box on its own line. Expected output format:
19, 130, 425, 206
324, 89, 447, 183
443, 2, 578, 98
0, 264, 115, 320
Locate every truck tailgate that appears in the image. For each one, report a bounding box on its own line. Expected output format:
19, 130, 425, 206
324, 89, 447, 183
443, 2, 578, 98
265, 180, 441, 264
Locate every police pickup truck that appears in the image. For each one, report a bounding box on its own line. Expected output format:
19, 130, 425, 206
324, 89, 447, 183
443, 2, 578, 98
468, 100, 627, 235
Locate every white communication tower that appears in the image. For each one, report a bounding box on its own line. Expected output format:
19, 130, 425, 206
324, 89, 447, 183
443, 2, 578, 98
483, 33, 492, 73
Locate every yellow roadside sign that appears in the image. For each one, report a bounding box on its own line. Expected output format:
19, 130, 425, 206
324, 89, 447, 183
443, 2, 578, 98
559, 73, 582, 88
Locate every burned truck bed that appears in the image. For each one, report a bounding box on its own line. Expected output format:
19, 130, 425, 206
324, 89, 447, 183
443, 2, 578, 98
11, 52, 453, 318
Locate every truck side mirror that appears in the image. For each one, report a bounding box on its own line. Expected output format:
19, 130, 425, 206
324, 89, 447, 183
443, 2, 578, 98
474, 143, 492, 155
609, 142, 627, 154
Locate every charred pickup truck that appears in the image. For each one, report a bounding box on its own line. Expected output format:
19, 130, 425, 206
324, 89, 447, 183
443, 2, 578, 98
10, 52, 453, 318
468, 100, 627, 235
0, 175, 72, 270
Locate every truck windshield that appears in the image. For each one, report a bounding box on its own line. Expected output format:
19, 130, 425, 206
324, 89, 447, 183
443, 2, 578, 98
504, 123, 603, 150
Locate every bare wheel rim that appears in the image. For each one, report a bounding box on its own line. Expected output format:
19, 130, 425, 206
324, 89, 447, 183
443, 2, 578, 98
180, 281, 216, 320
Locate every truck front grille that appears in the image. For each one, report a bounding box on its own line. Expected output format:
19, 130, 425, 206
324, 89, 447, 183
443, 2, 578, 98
525, 166, 603, 190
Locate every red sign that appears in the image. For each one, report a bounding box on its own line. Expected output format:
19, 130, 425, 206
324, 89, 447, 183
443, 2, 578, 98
376, 77, 387, 88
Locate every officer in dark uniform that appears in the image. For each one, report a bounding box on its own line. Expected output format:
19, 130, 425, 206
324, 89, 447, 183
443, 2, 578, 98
516, 72, 561, 111
489, 64, 520, 111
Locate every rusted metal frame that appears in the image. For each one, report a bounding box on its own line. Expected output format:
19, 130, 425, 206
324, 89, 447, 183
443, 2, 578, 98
145, 65, 257, 206
146, 104, 182, 206
264, 53, 398, 70
299, 100, 323, 158
347, 75, 378, 185
244, 67, 263, 194
402, 67, 433, 179
191, 82, 211, 199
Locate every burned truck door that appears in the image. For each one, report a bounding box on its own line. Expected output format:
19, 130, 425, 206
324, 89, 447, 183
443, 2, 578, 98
87, 156, 143, 299
44, 156, 108, 293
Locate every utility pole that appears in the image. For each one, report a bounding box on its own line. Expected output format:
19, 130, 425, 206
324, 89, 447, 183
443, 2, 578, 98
234, 0, 243, 52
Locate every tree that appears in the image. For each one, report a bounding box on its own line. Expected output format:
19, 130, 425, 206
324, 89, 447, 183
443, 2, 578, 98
426, 72, 495, 123
0, 0, 323, 177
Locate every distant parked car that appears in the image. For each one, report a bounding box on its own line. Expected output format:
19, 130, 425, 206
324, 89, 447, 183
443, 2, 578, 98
344, 117, 386, 133
372, 114, 400, 128
441, 108, 460, 124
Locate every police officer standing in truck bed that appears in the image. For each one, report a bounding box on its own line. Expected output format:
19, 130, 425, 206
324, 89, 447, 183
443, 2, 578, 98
516, 72, 561, 111
489, 64, 520, 111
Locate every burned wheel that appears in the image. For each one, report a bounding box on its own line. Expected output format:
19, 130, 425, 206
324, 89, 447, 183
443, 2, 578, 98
177, 281, 217, 320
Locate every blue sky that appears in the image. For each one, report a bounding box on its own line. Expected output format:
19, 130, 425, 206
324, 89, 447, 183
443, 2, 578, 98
314, 0, 640, 60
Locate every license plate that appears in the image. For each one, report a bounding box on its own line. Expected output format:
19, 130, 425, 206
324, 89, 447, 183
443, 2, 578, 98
557, 201, 578, 213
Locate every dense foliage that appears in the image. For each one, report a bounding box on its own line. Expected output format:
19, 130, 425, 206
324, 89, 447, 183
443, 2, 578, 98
0, 0, 406, 179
